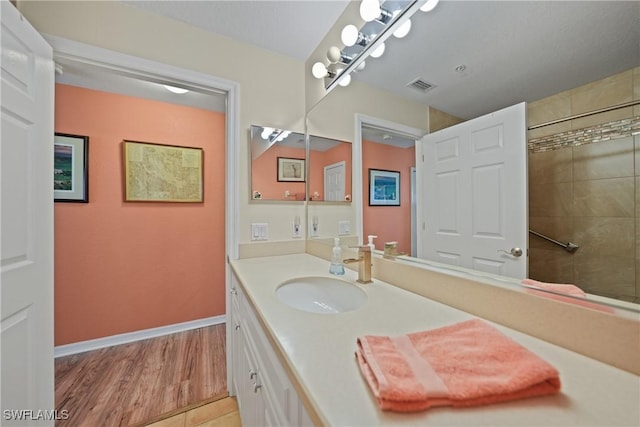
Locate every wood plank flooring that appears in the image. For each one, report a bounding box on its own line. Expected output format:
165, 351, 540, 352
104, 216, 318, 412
55, 324, 228, 427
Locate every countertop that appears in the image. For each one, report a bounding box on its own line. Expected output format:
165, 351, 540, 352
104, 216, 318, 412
229, 254, 640, 426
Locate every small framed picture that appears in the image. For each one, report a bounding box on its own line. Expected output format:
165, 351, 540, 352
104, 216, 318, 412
369, 169, 400, 206
54, 133, 89, 203
277, 157, 305, 182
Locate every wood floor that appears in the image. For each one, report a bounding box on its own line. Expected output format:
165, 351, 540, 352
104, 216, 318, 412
55, 324, 229, 427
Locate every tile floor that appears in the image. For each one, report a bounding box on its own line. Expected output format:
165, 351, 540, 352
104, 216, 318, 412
145, 397, 241, 427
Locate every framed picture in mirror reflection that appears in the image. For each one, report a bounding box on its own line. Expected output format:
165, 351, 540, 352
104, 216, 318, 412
369, 169, 400, 206
277, 157, 305, 182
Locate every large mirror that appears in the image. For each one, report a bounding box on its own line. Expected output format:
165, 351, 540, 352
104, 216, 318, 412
306, 0, 640, 309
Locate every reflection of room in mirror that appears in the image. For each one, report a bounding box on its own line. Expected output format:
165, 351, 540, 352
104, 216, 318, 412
361, 126, 416, 256
308, 135, 352, 202
306, 0, 639, 309
250, 125, 306, 201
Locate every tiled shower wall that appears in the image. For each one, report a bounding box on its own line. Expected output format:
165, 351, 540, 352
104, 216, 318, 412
527, 67, 640, 302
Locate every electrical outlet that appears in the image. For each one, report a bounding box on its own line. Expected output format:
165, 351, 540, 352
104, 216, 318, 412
310, 215, 319, 237
251, 223, 268, 241
338, 220, 350, 236
292, 222, 302, 238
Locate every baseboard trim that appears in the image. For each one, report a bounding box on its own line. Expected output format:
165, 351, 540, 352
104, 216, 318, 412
54, 315, 226, 358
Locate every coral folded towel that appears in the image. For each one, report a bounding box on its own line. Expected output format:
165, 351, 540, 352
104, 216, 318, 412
355, 319, 561, 412
521, 278, 586, 297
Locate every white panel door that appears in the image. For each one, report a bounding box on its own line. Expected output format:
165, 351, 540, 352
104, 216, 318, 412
1, 2, 55, 424
419, 103, 527, 279
323, 161, 345, 201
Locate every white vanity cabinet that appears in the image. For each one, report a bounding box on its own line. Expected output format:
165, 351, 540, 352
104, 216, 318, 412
229, 272, 313, 427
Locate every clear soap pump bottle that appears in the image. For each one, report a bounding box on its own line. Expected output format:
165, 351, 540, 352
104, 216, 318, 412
329, 237, 345, 275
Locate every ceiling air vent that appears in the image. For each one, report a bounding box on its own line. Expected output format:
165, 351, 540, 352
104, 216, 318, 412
408, 78, 436, 93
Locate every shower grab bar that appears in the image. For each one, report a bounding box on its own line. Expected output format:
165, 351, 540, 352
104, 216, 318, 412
529, 230, 579, 253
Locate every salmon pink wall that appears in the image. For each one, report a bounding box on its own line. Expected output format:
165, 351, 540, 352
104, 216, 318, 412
362, 140, 415, 254
251, 142, 352, 201
309, 142, 352, 201
251, 145, 306, 200
54, 84, 225, 346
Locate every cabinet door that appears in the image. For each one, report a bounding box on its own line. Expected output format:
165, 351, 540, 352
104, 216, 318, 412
229, 270, 313, 426
237, 328, 265, 427
229, 285, 241, 397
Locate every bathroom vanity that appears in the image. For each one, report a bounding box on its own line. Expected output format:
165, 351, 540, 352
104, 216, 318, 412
228, 254, 639, 426
229, 267, 314, 426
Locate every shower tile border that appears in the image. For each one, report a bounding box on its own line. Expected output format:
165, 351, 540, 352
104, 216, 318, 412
528, 115, 640, 153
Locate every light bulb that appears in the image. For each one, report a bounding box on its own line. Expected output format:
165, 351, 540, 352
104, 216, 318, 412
261, 127, 273, 139
360, 0, 380, 22
312, 62, 328, 79
355, 60, 366, 72
393, 19, 412, 38
370, 43, 386, 58
420, 0, 439, 12
341, 25, 359, 47
338, 74, 351, 87
327, 46, 341, 63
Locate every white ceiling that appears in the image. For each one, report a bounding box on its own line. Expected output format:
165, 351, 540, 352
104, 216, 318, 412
123, 0, 350, 61
55, 57, 228, 112
58, 1, 640, 126
358, 0, 640, 120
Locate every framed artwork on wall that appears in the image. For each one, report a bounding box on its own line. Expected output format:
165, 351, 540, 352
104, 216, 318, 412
277, 157, 305, 182
54, 133, 89, 203
123, 140, 203, 202
369, 169, 400, 206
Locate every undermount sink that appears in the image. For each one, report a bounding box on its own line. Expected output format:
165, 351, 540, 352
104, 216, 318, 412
275, 276, 367, 314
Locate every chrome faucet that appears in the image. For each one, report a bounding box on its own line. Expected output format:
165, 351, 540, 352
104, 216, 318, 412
344, 246, 373, 284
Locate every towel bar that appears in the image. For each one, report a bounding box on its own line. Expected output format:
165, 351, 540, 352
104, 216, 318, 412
529, 230, 579, 253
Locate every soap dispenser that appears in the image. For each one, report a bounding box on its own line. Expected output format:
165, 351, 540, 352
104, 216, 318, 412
329, 237, 345, 275
367, 235, 378, 252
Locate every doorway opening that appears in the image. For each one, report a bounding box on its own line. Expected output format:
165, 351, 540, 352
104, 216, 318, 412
355, 114, 423, 255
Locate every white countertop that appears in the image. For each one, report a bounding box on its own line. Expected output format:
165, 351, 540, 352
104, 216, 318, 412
230, 254, 640, 426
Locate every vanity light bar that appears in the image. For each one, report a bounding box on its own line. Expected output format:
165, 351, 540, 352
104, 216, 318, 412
326, 0, 422, 92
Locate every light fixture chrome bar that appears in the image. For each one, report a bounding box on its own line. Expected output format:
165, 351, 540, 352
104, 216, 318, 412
376, 8, 394, 24
326, 0, 422, 92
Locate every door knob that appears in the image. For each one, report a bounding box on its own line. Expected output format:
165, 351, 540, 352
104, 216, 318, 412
498, 247, 523, 257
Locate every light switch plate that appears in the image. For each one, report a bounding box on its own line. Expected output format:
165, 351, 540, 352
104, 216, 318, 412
338, 220, 350, 235
251, 223, 268, 241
